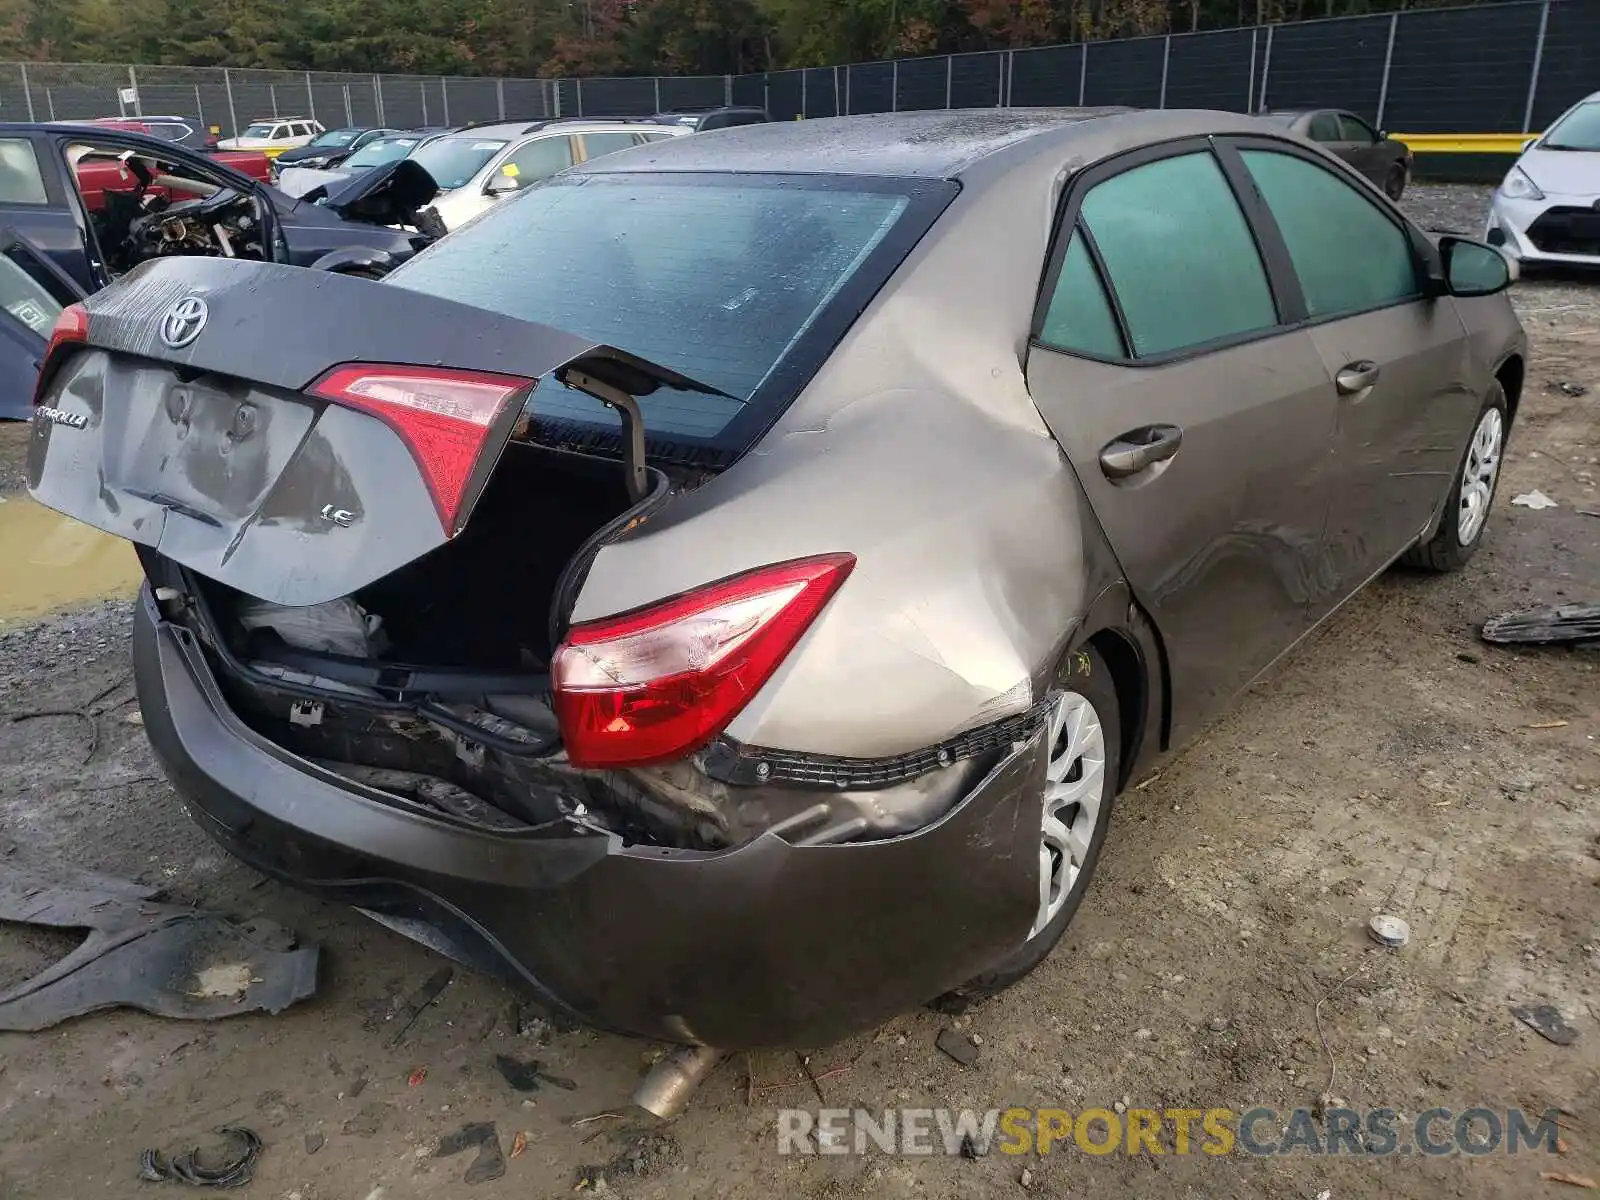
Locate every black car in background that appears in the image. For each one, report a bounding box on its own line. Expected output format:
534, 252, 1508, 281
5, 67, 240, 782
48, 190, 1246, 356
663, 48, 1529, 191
271, 126, 399, 176
649, 106, 770, 132
1261, 108, 1413, 199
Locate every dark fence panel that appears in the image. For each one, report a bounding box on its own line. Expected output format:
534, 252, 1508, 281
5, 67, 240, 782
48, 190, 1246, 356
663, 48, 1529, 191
1385, 4, 1541, 133
950, 51, 1004, 107
847, 62, 894, 114
1260, 14, 1389, 118
1009, 44, 1083, 106
731, 74, 765, 109
1082, 35, 1164, 108
576, 76, 655, 115
767, 69, 803, 120
660, 75, 726, 110
502, 79, 550, 120
895, 56, 946, 111
1531, 0, 1599, 129
442, 76, 502, 124
803, 67, 839, 117
1164, 28, 1256, 112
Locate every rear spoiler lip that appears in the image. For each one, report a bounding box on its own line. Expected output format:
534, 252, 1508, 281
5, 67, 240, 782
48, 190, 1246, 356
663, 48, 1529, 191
76, 256, 732, 404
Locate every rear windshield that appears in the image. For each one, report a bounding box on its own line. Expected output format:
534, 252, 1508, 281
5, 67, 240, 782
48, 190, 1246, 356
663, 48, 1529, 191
1542, 101, 1600, 151
384, 172, 953, 459
345, 137, 420, 169
409, 136, 508, 190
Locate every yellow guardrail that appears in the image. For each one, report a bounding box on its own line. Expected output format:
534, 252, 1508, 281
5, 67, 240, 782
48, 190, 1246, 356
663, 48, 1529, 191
1392, 133, 1536, 154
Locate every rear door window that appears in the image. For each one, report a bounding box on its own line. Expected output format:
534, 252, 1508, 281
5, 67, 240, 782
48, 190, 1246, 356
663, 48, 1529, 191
496, 136, 574, 189
1240, 148, 1419, 318
0, 139, 48, 205
580, 132, 639, 161
1308, 113, 1341, 142
1037, 236, 1124, 359
1075, 151, 1277, 358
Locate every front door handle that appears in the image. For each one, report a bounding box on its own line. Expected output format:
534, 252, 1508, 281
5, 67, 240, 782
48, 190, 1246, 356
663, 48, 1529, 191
1336, 360, 1381, 395
1099, 425, 1184, 480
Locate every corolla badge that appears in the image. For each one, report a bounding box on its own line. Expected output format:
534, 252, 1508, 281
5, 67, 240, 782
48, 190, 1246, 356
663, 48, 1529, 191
36, 405, 87, 429
159, 295, 208, 349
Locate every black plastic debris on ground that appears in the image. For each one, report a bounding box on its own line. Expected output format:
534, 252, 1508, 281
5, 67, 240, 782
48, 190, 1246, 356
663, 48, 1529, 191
1481, 603, 1600, 646
436, 1121, 506, 1185
385, 965, 453, 1047
494, 1053, 577, 1093
936, 1027, 980, 1067
1512, 1004, 1579, 1046
576, 1131, 682, 1190
139, 1127, 262, 1188
0, 860, 318, 1032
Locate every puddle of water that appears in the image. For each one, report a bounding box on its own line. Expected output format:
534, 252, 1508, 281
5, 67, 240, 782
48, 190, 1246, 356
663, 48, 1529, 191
0, 494, 143, 623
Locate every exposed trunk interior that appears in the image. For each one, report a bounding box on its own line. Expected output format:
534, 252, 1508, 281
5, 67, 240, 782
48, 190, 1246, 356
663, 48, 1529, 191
177, 440, 650, 833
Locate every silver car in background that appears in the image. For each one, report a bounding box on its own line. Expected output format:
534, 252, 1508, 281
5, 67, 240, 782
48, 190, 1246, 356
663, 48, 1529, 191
1487, 90, 1600, 268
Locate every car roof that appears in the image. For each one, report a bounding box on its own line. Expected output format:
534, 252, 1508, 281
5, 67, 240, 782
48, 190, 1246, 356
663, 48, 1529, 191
569, 108, 1155, 180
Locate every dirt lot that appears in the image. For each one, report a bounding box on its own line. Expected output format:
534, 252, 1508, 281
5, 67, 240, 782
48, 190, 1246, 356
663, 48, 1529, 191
1, 184, 1597, 1200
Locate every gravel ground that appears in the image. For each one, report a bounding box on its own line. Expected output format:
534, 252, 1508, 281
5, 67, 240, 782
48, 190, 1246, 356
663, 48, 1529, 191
1, 185, 1597, 1199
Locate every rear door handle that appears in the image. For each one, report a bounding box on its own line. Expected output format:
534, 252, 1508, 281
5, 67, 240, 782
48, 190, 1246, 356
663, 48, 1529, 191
1336, 360, 1381, 395
1099, 425, 1184, 480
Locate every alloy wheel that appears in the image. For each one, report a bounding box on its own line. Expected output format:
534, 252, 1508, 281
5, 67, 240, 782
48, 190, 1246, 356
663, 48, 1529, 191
1458, 406, 1503, 547
1029, 690, 1108, 939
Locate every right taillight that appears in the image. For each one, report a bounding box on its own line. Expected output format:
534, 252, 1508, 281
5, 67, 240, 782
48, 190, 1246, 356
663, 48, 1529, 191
551, 554, 856, 769
33, 303, 90, 405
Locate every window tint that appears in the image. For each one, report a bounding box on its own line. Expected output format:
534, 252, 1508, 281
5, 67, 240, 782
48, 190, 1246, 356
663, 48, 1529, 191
0, 139, 48, 205
1338, 114, 1376, 143
271, 126, 289, 141
1308, 113, 1341, 142
1241, 149, 1418, 318
641, 131, 675, 142
1078, 151, 1277, 357
1038, 235, 1124, 359
581, 132, 639, 160
387, 175, 914, 442
497, 137, 573, 189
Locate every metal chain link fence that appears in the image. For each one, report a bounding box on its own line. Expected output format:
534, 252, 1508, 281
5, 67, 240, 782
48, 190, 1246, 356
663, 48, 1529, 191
0, 0, 1592, 140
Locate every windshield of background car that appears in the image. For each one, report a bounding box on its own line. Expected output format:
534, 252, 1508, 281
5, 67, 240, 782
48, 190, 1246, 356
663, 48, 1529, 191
240, 123, 276, 138
1543, 101, 1600, 151
409, 137, 508, 189
345, 137, 420, 169
384, 172, 955, 458
311, 129, 361, 148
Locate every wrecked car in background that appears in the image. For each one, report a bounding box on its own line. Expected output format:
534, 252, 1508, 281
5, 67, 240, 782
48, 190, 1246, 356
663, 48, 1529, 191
26, 109, 1525, 1054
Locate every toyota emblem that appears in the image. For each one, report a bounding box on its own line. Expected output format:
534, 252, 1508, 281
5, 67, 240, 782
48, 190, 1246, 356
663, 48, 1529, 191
159, 295, 208, 349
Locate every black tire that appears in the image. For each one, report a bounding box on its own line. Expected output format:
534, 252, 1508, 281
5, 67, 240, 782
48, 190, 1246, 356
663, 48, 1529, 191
1401, 381, 1508, 573
930, 646, 1122, 1013
1384, 163, 1407, 201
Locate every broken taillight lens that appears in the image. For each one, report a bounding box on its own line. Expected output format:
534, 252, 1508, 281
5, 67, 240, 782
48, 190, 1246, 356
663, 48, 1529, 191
309, 363, 530, 536
551, 554, 856, 769
32, 303, 90, 405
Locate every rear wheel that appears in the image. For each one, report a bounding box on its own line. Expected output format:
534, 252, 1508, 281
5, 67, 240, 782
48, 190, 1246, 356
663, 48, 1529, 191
1402, 382, 1507, 572
1384, 163, 1407, 201
931, 646, 1121, 1011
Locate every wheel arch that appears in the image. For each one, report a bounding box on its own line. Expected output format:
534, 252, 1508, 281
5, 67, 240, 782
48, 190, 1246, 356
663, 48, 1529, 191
1069, 580, 1170, 793
1494, 351, 1524, 427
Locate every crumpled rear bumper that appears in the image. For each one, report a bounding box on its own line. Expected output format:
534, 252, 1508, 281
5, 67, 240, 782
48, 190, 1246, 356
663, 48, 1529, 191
133, 587, 1045, 1049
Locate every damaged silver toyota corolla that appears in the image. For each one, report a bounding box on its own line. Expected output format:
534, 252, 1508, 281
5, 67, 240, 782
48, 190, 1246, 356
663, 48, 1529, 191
27, 109, 1525, 1056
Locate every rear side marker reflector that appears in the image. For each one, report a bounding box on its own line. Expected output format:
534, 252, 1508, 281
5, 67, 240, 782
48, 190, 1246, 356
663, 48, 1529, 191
552, 554, 856, 769
309, 363, 531, 535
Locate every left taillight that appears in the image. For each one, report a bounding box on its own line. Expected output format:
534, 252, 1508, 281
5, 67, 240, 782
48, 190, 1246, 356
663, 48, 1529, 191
308, 362, 531, 537
552, 554, 856, 769
33, 303, 90, 405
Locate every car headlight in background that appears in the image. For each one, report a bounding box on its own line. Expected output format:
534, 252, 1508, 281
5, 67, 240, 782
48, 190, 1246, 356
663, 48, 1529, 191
1500, 166, 1544, 201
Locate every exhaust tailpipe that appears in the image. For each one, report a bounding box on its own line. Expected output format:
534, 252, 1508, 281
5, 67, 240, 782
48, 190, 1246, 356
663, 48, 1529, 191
632, 1045, 723, 1119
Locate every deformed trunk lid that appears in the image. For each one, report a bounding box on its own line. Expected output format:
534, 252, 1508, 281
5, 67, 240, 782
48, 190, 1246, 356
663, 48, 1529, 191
27, 256, 711, 606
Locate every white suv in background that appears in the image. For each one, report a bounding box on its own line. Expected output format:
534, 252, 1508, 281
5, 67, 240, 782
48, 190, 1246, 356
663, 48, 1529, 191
414, 119, 684, 231
218, 117, 325, 157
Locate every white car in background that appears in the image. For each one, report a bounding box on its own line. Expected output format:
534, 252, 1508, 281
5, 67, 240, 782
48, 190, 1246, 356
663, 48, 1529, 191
1487, 90, 1600, 268
218, 117, 325, 157
416, 119, 684, 231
